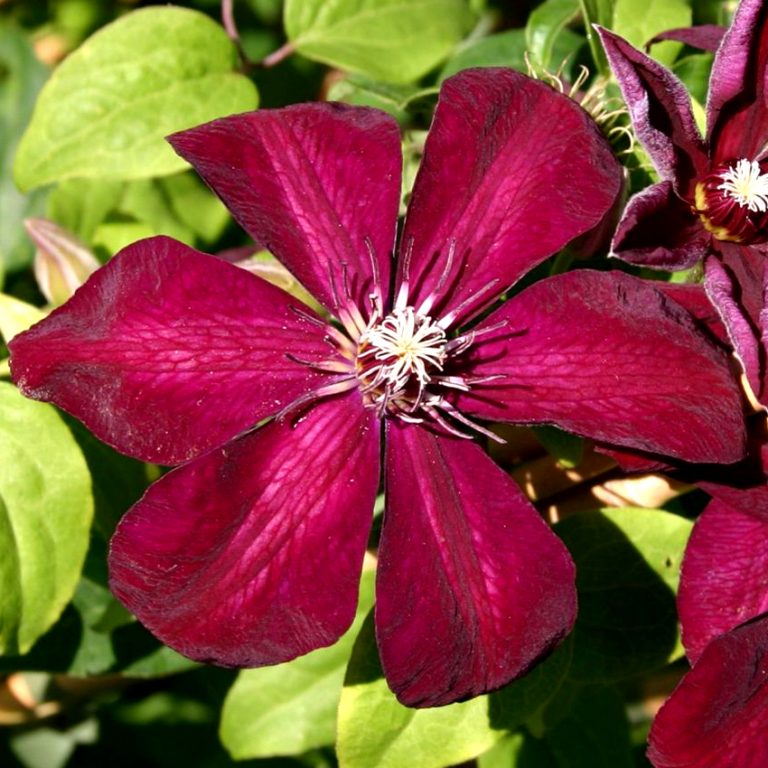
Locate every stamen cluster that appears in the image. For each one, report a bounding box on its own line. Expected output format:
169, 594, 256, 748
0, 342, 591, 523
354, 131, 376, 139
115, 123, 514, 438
356, 307, 447, 412
694, 158, 768, 243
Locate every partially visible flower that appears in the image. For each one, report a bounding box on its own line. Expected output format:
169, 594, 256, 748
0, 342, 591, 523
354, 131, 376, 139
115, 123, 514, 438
9, 69, 746, 707
25, 218, 100, 306
646, 464, 768, 766
597, 0, 768, 402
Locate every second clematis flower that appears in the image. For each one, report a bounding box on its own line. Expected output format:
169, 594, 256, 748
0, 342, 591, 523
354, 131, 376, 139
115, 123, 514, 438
9, 68, 746, 707
597, 0, 768, 402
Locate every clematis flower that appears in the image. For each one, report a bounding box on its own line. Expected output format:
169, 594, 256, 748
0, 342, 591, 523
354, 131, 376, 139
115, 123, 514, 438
597, 0, 768, 401
9, 68, 746, 707
646, 467, 768, 767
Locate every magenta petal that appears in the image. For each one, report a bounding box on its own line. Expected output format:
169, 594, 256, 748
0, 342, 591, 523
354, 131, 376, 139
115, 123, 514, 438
645, 24, 726, 53
704, 247, 765, 402
708, 0, 768, 160
647, 615, 768, 768
399, 68, 622, 325
10, 236, 332, 465
678, 493, 768, 664
611, 181, 710, 269
109, 393, 380, 666
454, 269, 745, 464
169, 104, 401, 314
597, 27, 708, 194
376, 421, 576, 707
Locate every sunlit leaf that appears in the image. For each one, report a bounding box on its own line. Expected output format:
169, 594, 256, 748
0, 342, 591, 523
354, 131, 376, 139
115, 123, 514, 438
220, 569, 375, 759
612, 0, 691, 66
0, 26, 48, 272
556, 507, 692, 681
284, 0, 475, 83
15, 7, 258, 190
337, 613, 502, 768
0, 381, 93, 655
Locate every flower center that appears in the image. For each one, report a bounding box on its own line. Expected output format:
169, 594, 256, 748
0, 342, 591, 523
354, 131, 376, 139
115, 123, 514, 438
356, 307, 447, 412
694, 159, 768, 243
718, 159, 768, 212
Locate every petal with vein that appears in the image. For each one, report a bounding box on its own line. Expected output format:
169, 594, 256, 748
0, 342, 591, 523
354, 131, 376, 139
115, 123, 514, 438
708, 0, 768, 161
678, 492, 768, 663
597, 27, 708, 195
455, 270, 745, 464
376, 421, 576, 707
647, 614, 768, 768
400, 68, 621, 325
169, 104, 401, 315
109, 392, 380, 667
10, 236, 333, 465
611, 181, 710, 270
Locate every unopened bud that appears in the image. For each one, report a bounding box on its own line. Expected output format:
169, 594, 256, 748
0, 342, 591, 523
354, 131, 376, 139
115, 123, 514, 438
25, 218, 100, 305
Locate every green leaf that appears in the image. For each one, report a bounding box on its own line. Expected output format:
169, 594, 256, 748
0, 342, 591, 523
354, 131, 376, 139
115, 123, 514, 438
337, 613, 502, 768
612, 0, 692, 66
0, 381, 93, 655
0, 292, 46, 344
525, 0, 580, 70
556, 507, 692, 682
531, 425, 584, 469
439, 29, 527, 81
673, 53, 713, 133
578, 0, 615, 73
220, 569, 376, 759
47, 178, 124, 244
284, 0, 475, 84
542, 684, 633, 768
487, 638, 574, 733
0, 25, 48, 272
15, 7, 258, 191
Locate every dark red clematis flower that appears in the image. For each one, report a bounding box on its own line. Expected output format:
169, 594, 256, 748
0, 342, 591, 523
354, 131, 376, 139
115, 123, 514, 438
9, 68, 746, 707
597, 0, 768, 402
646, 462, 768, 767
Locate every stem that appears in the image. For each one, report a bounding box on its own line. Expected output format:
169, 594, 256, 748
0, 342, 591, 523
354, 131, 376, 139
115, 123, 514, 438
221, 0, 255, 73
260, 40, 297, 68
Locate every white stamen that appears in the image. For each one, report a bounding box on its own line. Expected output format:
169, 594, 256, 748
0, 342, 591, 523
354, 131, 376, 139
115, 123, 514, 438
359, 307, 447, 396
718, 159, 768, 212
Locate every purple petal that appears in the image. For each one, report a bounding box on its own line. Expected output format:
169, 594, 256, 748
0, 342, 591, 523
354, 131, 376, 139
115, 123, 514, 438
399, 68, 622, 326
647, 614, 768, 768
454, 269, 746, 464
611, 181, 710, 269
708, 0, 768, 160
596, 27, 708, 194
657, 282, 728, 345
678, 491, 768, 663
376, 421, 576, 707
10, 236, 333, 465
169, 104, 401, 315
645, 25, 726, 53
704, 246, 766, 402
109, 392, 380, 667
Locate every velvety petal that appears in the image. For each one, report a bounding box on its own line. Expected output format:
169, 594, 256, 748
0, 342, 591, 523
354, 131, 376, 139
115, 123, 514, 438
10, 236, 333, 465
109, 392, 380, 667
597, 27, 708, 195
658, 282, 728, 345
647, 614, 768, 768
645, 25, 726, 53
454, 269, 745, 464
169, 103, 401, 315
704, 247, 766, 402
376, 421, 576, 707
611, 181, 710, 269
708, 0, 768, 160
399, 67, 622, 326
678, 492, 768, 664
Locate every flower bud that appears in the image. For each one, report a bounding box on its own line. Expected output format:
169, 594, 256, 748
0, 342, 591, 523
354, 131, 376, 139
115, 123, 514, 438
25, 218, 100, 306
